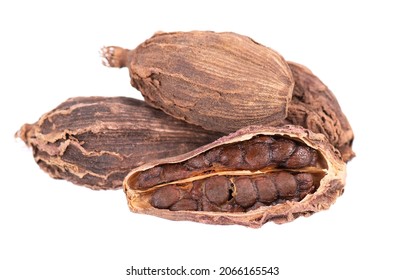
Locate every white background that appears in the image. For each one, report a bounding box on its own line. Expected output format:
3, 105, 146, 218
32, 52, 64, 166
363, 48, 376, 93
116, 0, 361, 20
1, 1, 404, 279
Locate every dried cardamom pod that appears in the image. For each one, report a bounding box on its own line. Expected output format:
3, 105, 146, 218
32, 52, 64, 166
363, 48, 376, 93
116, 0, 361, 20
17, 96, 222, 190
124, 125, 345, 228
101, 32, 354, 161
101, 31, 294, 133
286, 62, 355, 162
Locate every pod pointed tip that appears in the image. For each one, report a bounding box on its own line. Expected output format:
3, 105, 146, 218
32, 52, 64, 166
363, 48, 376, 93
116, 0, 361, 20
99, 46, 129, 68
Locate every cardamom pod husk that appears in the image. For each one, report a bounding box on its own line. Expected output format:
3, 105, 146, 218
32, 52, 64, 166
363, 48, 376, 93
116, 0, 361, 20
17, 96, 223, 190
102, 31, 294, 133
124, 125, 346, 227
102, 31, 354, 161
286, 62, 355, 161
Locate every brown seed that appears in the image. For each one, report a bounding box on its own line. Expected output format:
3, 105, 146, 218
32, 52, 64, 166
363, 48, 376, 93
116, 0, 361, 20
244, 143, 270, 169
138, 166, 163, 189
284, 146, 313, 168
170, 199, 198, 211
201, 199, 218, 212
255, 176, 277, 203
185, 154, 207, 170
161, 163, 189, 183
234, 177, 257, 208
190, 180, 204, 200
150, 186, 181, 209
201, 197, 241, 212
295, 173, 314, 191
204, 176, 232, 206
275, 172, 297, 198
204, 148, 221, 165
270, 139, 296, 163
219, 145, 244, 169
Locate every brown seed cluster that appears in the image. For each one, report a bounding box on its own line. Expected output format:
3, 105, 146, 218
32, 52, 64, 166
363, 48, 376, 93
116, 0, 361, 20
128, 133, 326, 215
150, 172, 316, 212
135, 135, 321, 190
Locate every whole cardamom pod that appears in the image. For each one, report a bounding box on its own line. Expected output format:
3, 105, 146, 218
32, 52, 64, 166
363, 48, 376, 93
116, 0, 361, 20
17, 96, 222, 190
102, 31, 354, 161
102, 31, 294, 133
286, 62, 355, 161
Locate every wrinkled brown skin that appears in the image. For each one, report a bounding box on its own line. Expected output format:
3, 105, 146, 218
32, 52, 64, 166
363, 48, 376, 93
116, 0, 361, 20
17, 97, 223, 190
124, 125, 346, 228
286, 62, 355, 162
101, 31, 294, 133
101, 32, 354, 161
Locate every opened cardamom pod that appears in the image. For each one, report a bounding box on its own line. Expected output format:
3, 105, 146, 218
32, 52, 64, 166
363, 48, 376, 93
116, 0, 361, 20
102, 31, 294, 133
17, 96, 222, 190
124, 125, 346, 228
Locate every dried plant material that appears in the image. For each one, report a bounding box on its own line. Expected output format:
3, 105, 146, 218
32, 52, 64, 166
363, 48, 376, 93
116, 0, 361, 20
124, 125, 346, 228
16, 30, 354, 228
101, 31, 294, 133
101, 32, 354, 162
17, 97, 222, 190
286, 62, 354, 161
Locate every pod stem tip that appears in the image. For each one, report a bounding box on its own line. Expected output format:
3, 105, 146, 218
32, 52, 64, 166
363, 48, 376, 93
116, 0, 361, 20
100, 46, 129, 68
